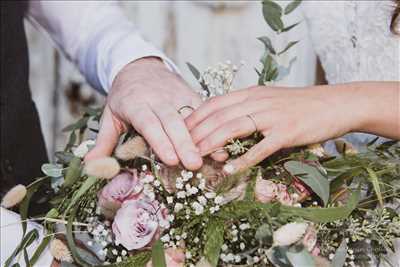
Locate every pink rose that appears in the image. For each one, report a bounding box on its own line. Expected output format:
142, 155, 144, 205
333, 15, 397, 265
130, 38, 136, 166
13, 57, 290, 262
112, 198, 168, 250
146, 248, 185, 267
98, 170, 143, 218
276, 184, 293, 206
302, 226, 318, 252
255, 177, 278, 203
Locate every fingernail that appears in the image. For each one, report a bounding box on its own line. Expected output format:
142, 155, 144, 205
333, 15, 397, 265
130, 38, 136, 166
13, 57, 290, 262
187, 151, 202, 165
166, 151, 178, 162
223, 163, 236, 174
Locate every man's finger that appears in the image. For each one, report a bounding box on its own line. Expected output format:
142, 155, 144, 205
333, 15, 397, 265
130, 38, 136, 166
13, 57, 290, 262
223, 133, 283, 174
127, 104, 179, 166
153, 103, 203, 170
85, 106, 122, 161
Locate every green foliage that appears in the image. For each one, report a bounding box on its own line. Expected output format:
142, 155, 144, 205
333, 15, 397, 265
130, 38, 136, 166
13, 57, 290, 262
262, 0, 284, 32
64, 176, 98, 215
63, 157, 82, 188
104, 252, 151, 267
204, 218, 225, 267
281, 189, 360, 223
151, 240, 166, 267
284, 160, 330, 206
365, 167, 383, 206
284, 0, 302, 15
4, 229, 39, 267
186, 62, 209, 95
286, 245, 315, 267
41, 163, 63, 177
331, 239, 347, 267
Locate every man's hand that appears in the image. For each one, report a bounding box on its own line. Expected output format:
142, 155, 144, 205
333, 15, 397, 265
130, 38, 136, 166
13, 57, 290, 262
86, 57, 203, 170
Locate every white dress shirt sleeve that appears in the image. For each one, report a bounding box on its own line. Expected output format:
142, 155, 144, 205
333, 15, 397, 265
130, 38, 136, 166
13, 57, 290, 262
26, 1, 178, 94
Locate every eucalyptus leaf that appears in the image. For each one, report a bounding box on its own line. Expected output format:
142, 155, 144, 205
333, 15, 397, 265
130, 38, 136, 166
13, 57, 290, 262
55, 151, 75, 165
281, 22, 301, 32
266, 246, 291, 267
62, 117, 89, 132
284, 160, 330, 206
278, 40, 299, 55
151, 240, 166, 267
286, 246, 315, 267
258, 36, 276, 54
204, 218, 225, 267
262, 0, 284, 32
41, 163, 63, 177
284, 0, 302, 15
276, 57, 297, 81
331, 239, 347, 267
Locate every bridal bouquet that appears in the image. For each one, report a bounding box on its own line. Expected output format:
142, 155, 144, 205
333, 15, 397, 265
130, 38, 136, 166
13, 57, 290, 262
2, 1, 399, 267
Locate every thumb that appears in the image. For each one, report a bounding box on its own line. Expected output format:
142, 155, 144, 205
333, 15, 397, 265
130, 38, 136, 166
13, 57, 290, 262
85, 106, 123, 161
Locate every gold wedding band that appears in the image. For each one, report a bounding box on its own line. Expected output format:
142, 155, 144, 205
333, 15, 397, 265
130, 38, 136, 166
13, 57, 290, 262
178, 105, 195, 114
246, 114, 258, 132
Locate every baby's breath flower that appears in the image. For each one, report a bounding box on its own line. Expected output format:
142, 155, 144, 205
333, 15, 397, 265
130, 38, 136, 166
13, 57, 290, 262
1, 184, 27, 208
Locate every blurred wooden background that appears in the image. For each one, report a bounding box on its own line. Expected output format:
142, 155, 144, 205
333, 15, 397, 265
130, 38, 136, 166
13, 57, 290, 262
25, 1, 316, 158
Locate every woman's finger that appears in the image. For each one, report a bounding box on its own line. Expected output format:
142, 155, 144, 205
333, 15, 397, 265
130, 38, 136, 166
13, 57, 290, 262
223, 132, 283, 174
197, 115, 258, 155
190, 99, 268, 144
126, 104, 179, 166
185, 88, 252, 130
153, 102, 203, 170
210, 150, 230, 162
85, 106, 123, 161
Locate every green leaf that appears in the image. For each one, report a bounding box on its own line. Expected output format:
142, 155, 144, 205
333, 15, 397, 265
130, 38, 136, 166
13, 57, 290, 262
4, 229, 39, 267
262, 0, 284, 32
280, 189, 360, 223
103, 251, 151, 267
62, 117, 89, 132
151, 240, 166, 267
186, 62, 209, 94
331, 239, 347, 267
284, 0, 302, 15
41, 163, 63, 177
365, 167, 383, 206
258, 36, 276, 54
281, 22, 301, 32
29, 236, 51, 266
19, 176, 50, 235
244, 174, 257, 201
286, 246, 315, 267
65, 176, 98, 215
284, 161, 330, 206
66, 207, 91, 267
63, 157, 82, 188
217, 200, 278, 220
278, 41, 299, 55
204, 218, 225, 267
55, 151, 75, 165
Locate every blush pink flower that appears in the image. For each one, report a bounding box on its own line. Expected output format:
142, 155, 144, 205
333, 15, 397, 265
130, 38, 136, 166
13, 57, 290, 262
146, 248, 185, 267
255, 177, 278, 203
276, 184, 293, 206
292, 177, 311, 202
302, 225, 318, 252
98, 170, 143, 218
112, 198, 168, 250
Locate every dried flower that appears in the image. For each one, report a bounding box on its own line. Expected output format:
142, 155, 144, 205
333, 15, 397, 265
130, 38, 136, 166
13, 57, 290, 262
50, 239, 73, 263
1, 184, 27, 208
115, 136, 148, 160
273, 222, 308, 247
307, 143, 326, 157
84, 157, 120, 179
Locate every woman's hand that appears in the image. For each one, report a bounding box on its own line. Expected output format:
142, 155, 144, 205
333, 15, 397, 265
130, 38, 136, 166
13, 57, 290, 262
186, 82, 399, 174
